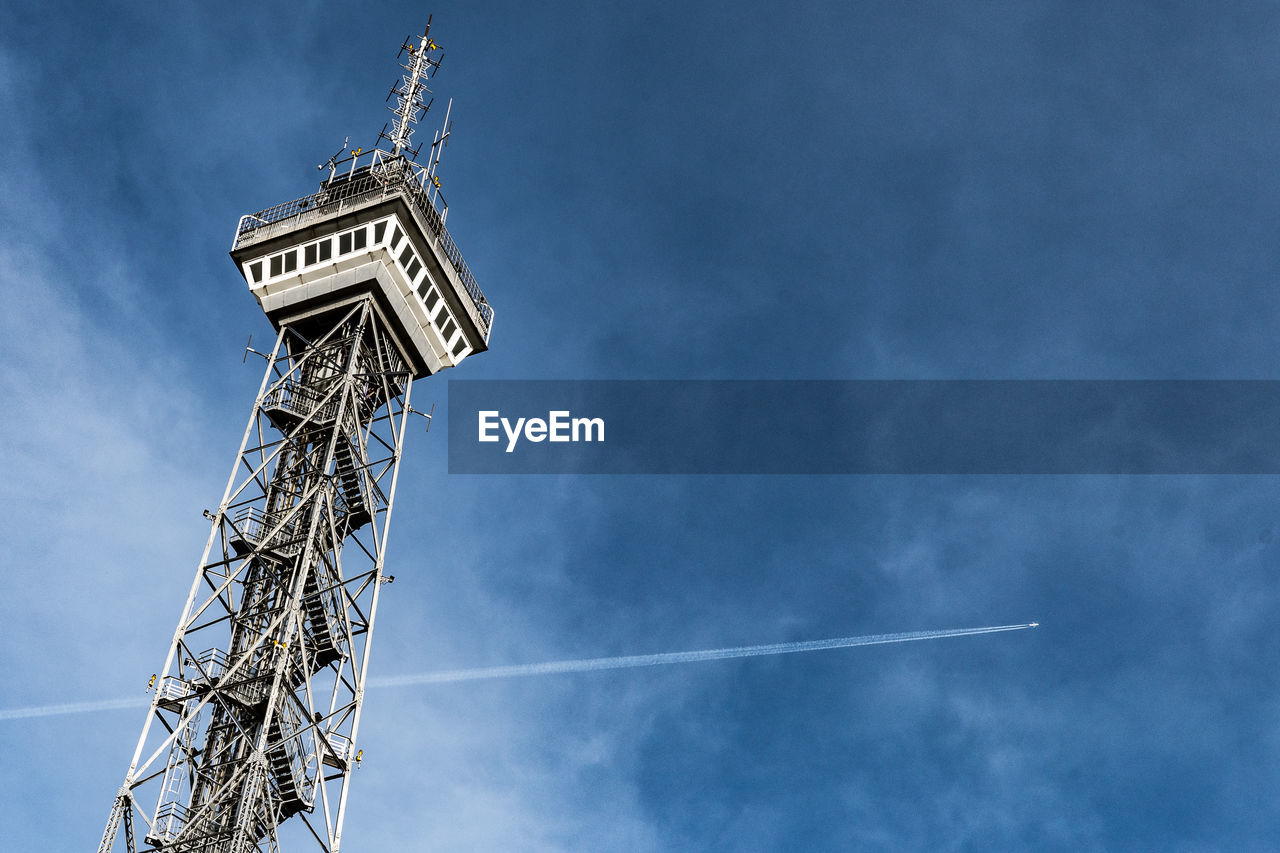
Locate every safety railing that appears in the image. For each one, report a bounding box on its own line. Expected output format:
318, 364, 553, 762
147, 801, 188, 845
262, 379, 340, 429
186, 645, 274, 709
322, 731, 352, 768
229, 506, 303, 558
189, 648, 229, 683
156, 676, 191, 711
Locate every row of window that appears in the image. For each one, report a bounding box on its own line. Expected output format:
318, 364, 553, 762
247, 216, 470, 361
417, 280, 470, 358
249, 221, 387, 284
395, 228, 471, 361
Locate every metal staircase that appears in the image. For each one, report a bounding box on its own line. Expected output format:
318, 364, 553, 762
332, 439, 371, 531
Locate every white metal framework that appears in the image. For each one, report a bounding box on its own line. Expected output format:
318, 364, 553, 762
100, 20, 486, 852
100, 302, 413, 852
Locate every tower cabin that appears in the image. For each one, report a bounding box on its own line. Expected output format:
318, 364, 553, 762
229, 151, 492, 379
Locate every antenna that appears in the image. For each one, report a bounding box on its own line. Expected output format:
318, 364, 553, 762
318, 136, 348, 171
387, 16, 444, 159
425, 98, 452, 183
407, 401, 436, 431
318, 136, 350, 183
242, 334, 268, 363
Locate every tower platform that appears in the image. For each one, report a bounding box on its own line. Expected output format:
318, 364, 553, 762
231, 158, 492, 380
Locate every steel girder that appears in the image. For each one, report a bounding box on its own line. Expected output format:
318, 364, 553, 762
101, 298, 413, 853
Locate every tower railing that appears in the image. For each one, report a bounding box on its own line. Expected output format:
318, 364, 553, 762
148, 801, 188, 846
262, 379, 341, 430
229, 506, 304, 559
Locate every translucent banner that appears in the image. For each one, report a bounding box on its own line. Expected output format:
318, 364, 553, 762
447, 380, 1280, 474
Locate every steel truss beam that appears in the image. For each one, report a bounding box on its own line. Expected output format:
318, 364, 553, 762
101, 298, 414, 853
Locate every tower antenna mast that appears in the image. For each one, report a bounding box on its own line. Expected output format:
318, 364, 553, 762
388, 15, 443, 159
99, 19, 492, 853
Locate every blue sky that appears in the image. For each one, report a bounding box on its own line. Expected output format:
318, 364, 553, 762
4, 1, 1280, 849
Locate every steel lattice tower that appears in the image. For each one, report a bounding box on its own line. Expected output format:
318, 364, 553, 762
100, 21, 491, 852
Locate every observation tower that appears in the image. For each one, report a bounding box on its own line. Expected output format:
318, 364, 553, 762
99, 20, 491, 852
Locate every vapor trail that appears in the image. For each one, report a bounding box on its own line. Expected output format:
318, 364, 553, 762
0, 623, 1037, 722
0, 696, 150, 721
368, 623, 1038, 688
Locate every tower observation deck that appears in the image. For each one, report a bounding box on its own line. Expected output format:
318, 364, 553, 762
99, 20, 489, 853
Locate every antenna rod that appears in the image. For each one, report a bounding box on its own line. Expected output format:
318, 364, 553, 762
390, 18, 438, 158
